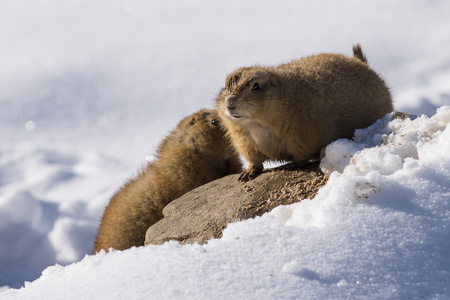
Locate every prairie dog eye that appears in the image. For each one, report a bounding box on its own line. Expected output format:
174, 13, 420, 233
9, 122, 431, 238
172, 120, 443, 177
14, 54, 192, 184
252, 82, 260, 90
211, 119, 219, 126
252, 82, 259, 91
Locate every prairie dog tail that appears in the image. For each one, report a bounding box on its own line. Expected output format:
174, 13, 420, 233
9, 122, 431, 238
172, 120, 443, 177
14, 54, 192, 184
352, 44, 368, 64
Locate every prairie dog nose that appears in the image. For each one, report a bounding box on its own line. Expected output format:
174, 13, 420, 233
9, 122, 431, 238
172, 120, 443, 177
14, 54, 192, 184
225, 96, 238, 109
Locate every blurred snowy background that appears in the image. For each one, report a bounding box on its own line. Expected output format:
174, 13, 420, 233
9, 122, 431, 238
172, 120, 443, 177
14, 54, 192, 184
1, 0, 450, 294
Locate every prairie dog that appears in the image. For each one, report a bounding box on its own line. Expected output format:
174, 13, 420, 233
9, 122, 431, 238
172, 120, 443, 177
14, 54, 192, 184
217, 44, 393, 181
94, 109, 242, 252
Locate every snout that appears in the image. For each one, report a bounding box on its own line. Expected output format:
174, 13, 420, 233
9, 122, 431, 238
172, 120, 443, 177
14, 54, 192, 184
224, 95, 244, 119
225, 96, 238, 110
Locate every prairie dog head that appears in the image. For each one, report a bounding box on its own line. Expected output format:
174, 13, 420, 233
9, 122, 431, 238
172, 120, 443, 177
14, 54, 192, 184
217, 67, 279, 123
167, 109, 236, 159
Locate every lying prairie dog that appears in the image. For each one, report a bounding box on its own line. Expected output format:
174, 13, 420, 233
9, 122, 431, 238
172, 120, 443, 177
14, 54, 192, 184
217, 44, 393, 181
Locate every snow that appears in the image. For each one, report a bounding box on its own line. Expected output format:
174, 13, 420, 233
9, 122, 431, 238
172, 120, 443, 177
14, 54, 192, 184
1, 0, 450, 298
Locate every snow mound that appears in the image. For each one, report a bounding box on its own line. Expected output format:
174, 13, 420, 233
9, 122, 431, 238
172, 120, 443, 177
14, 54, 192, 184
2, 106, 449, 299
321, 107, 450, 176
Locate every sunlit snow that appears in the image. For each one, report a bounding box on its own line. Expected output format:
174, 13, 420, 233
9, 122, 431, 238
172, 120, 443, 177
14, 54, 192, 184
1, 1, 449, 298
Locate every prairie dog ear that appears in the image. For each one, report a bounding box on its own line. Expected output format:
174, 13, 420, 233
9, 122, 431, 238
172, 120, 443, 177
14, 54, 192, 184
189, 116, 197, 125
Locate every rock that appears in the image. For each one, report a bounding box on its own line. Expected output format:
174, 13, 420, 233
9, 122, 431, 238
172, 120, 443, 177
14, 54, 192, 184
144, 162, 327, 246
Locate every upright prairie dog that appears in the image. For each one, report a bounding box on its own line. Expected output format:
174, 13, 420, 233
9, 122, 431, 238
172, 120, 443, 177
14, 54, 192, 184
94, 109, 242, 253
217, 44, 393, 181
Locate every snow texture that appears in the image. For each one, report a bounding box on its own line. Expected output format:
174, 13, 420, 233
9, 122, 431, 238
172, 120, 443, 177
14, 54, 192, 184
1, 0, 450, 298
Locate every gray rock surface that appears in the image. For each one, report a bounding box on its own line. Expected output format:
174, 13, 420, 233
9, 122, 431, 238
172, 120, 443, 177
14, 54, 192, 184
144, 162, 327, 246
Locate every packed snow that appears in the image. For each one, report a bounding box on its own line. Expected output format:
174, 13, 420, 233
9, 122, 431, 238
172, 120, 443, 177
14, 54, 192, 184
1, 0, 450, 298
3, 108, 450, 299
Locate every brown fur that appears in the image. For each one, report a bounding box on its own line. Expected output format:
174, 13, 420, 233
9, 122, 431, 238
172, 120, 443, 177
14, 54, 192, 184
216, 44, 393, 181
94, 109, 242, 252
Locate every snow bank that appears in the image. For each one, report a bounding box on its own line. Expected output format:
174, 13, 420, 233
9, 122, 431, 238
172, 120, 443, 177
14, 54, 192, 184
0, 145, 127, 287
3, 107, 449, 299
